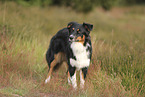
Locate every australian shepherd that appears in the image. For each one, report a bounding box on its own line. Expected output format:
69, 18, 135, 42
45, 22, 93, 89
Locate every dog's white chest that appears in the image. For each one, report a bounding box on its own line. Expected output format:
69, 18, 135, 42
70, 42, 90, 69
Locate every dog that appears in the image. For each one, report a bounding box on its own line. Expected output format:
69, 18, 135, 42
45, 22, 93, 89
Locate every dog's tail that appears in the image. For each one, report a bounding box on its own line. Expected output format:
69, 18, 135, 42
46, 46, 54, 68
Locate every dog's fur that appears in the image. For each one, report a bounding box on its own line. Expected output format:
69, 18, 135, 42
45, 22, 93, 89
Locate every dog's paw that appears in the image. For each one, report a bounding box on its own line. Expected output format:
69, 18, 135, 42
45, 76, 51, 84
80, 83, 84, 89
68, 77, 71, 85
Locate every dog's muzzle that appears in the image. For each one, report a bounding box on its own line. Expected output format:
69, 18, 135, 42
69, 35, 85, 42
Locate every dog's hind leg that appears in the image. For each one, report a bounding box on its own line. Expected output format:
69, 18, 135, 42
67, 71, 71, 84
45, 59, 57, 84
45, 53, 61, 84
45, 52, 65, 84
62, 61, 71, 84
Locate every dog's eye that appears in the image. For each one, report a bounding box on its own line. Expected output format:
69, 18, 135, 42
77, 31, 80, 34
77, 29, 81, 33
81, 34, 84, 38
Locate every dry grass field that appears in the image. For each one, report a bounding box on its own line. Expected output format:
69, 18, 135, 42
0, 2, 145, 97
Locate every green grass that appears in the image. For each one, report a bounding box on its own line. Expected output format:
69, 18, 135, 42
0, 2, 145, 97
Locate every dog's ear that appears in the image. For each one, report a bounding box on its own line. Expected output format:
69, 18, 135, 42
83, 22, 93, 32
67, 22, 77, 28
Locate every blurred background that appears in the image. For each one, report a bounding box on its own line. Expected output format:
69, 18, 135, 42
1, 0, 145, 12
0, 0, 145, 97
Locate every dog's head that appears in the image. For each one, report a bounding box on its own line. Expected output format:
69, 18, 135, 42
67, 22, 93, 44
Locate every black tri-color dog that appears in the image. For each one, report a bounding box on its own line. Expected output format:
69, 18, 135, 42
45, 22, 93, 89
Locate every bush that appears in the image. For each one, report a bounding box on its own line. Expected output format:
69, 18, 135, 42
100, 0, 116, 11
1, 0, 145, 12
1, 0, 52, 7
72, 0, 94, 13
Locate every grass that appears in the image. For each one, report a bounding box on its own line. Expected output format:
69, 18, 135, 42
0, 1, 145, 97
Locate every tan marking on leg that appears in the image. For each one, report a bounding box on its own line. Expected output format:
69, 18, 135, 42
45, 52, 67, 83
80, 70, 85, 88
45, 59, 57, 83
62, 61, 68, 71
68, 71, 71, 84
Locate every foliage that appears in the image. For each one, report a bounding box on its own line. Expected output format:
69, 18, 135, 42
1, 0, 52, 6
100, 0, 116, 10
0, 0, 116, 12
51, 0, 117, 12
1, 0, 145, 12
72, 0, 94, 13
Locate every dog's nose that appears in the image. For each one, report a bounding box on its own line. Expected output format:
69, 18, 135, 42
69, 35, 75, 42
69, 35, 74, 40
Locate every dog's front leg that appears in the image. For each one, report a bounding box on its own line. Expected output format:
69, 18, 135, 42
80, 70, 85, 89
69, 66, 77, 89
67, 71, 71, 84
70, 71, 77, 89
80, 67, 88, 89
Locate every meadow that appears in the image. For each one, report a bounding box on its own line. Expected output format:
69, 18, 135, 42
0, 2, 145, 97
